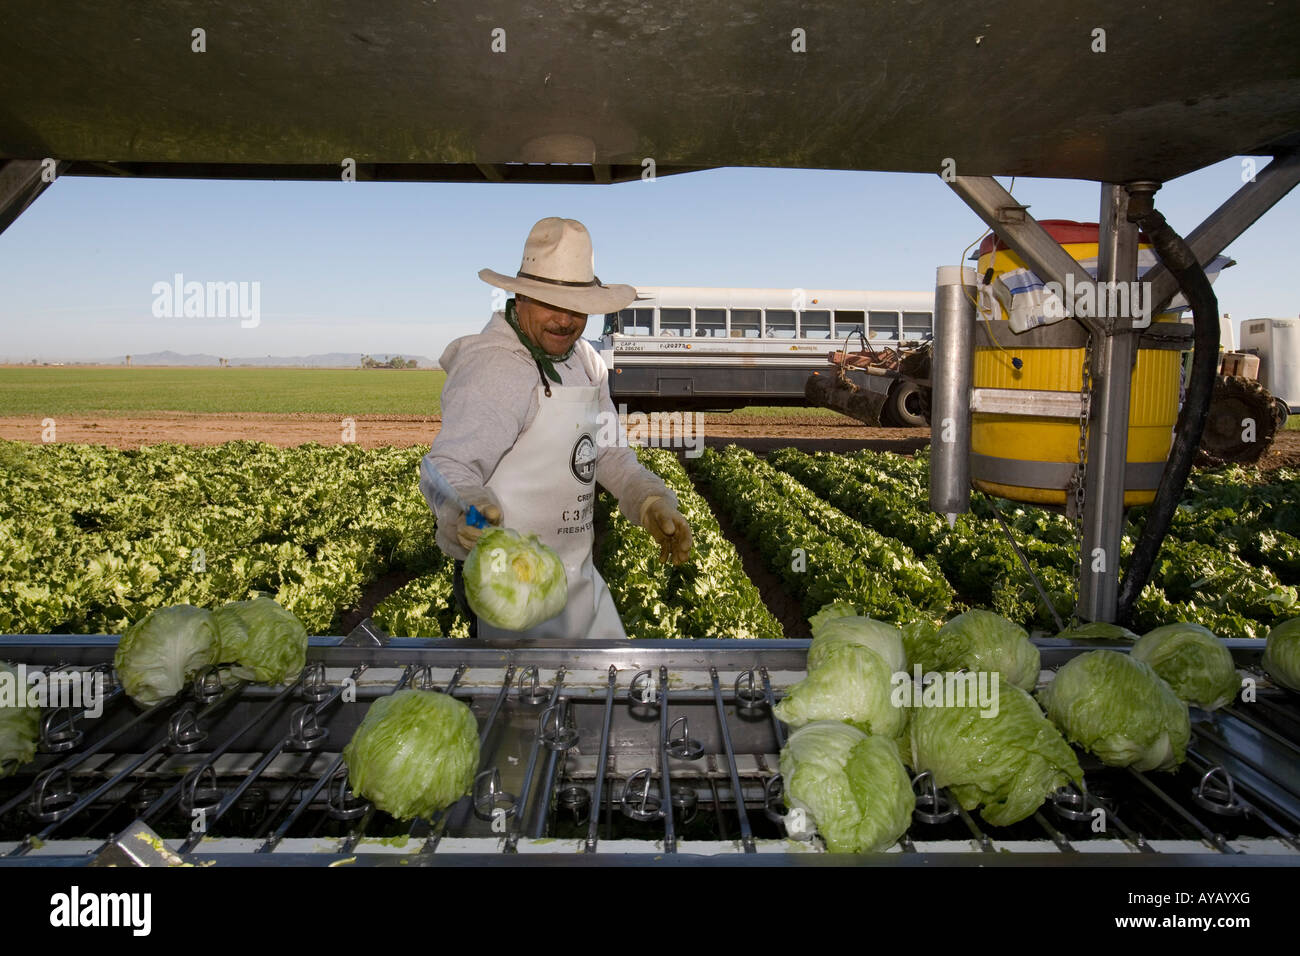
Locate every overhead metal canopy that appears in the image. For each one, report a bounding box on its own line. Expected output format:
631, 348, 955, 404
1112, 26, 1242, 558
1, 0, 1298, 185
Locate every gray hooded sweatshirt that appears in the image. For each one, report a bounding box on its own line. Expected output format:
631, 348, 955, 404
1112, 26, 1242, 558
423, 311, 677, 560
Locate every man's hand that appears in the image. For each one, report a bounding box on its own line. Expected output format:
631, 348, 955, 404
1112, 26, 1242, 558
640, 496, 693, 565
455, 492, 504, 551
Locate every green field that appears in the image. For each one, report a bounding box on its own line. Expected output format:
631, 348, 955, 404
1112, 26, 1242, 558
0, 367, 850, 420
0, 367, 446, 415
3, 438, 1296, 641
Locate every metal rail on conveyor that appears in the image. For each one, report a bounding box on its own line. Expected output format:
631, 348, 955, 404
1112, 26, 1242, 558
1, 635, 1297, 865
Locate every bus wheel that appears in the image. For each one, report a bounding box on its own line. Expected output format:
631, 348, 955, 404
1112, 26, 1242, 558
887, 381, 929, 427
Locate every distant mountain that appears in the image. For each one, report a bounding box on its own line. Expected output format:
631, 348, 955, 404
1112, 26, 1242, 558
101, 351, 436, 368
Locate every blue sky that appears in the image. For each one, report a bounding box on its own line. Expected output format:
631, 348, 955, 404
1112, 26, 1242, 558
0, 157, 1295, 362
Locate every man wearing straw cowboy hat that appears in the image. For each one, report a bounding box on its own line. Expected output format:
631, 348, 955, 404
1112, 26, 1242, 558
421, 217, 693, 640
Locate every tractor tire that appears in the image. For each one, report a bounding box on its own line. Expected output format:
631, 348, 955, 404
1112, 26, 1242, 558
885, 380, 929, 428
1199, 375, 1279, 464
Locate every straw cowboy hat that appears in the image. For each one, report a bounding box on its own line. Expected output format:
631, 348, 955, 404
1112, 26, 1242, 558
479, 217, 637, 315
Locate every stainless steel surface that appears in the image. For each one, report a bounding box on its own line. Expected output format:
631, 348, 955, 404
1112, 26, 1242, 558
929, 267, 976, 522
584, 666, 617, 853
657, 666, 676, 853
88, 820, 185, 868
970, 388, 1085, 418
1078, 183, 1141, 623
0, 637, 1297, 865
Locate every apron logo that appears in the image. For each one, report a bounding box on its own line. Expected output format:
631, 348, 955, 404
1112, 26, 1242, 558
570, 434, 596, 483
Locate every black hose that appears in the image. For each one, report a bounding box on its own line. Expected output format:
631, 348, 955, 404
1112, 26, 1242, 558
1115, 204, 1219, 623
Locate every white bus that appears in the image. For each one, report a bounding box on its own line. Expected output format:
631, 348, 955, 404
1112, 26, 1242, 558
594, 286, 934, 411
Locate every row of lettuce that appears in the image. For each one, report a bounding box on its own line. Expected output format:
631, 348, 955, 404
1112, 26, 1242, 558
0, 441, 444, 636
776, 606, 1300, 852
0, 439, 774, 642
2, 437, 1298, 644
688, 444, 1299, 640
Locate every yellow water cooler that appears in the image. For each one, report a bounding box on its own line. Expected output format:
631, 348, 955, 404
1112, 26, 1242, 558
966, 220, 1187, 508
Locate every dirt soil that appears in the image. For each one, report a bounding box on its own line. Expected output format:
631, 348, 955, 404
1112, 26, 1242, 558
5, 411, 1296, 466
0, 412, 934, 456
1247, 429, 1300, 471
0, 413, 441, 449
685, 468, 813, 639
7, 411, 1297, 468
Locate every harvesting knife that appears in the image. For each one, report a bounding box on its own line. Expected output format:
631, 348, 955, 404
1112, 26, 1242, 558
419, 458, 489, 529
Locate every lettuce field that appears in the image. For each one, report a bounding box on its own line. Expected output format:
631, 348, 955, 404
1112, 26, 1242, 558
1, 438, 1297, 640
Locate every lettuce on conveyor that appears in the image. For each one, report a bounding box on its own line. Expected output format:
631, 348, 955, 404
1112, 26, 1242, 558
114, 604, 218, 706
778, 721, 914, 853
909, 609, 1040, 691
0, 662, 40, 777
776, 613, 907, 739
1263, 617, 1300, 692
344, 689, 479, 821
909, 682, 1083, 827
1038, 649, 1189, 772
1131, 622, 1239, 711
775, 644, 908, 740
212, 596, 308, 684
805, 607, 907, 673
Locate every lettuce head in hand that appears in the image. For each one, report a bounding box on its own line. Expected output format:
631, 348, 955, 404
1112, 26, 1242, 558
464, 528, 567, 631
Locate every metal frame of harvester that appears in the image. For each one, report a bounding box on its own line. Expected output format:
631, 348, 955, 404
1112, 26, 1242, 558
930, 157, 1300, 625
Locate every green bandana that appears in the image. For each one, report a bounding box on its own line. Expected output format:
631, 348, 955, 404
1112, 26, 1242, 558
504, 298, 574, 385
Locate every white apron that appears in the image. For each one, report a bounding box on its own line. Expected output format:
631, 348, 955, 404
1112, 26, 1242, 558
478, 381, 626, 641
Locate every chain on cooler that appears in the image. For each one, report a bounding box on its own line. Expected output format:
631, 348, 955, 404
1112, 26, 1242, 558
1071, 332, 1093, 625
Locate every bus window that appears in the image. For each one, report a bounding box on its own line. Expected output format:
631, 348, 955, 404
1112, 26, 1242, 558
902, 311, 933, 340
801, 310, 831, 339
658, 308, 691, 337
730, 308, 760, 337
869, 310, 900, 340
833, 310, 864, 339
765, 309, 796, 338
696, 308, 727, 337
615, 308, 652, 335
603, 313, 618, 336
